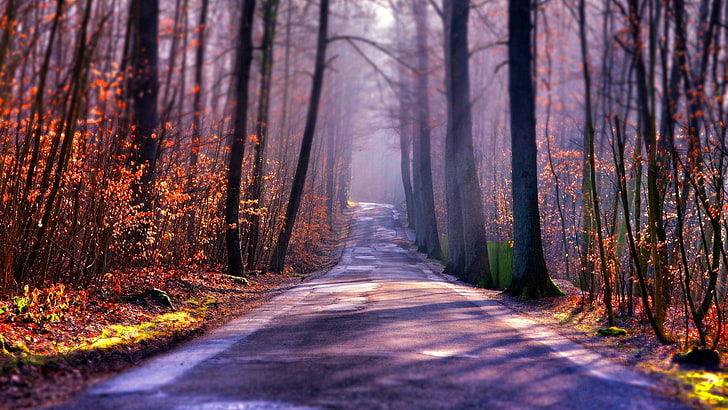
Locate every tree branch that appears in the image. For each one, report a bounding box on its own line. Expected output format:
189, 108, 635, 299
327, 35, 418, 71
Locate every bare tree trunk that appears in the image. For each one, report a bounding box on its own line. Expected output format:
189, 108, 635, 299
578, 0, 614, 325
395, 0, 415, 227
325, 121, 337, 226
127, 0, 160, 245
245, 0, 280, 272
626, 0, 669, 338
611, 117, 669, 343
269, 0, 329, 273
160, 0, 184, 125
444, 0, 493, 286
225, 0, 257, 277
673, 0, 724, 345
411, 0, 443, 260
0, 0, 17, 75
186, 0, 209, 244
507, 0, 561, 299
443, 0, 464, 274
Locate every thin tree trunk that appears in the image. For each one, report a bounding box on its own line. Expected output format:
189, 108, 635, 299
246, 0, 280, 272
578, 0, 614, 325
225, 0, 257, 277
411, 0, 443, 260
269, 0, 329, 273
627, 0, 669, 337
395, 0, 415, 227
325, 121, 337, 226
611, 117, 669, 343
186, 0, 209, 244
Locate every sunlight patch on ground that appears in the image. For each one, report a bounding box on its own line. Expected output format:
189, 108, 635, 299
174, 400, 321, 409
676, 370, 728, 406
353, 255, 377, 260
345, 265, 377, 272
89, 311, 199, 350
313, 282, 378, 293
419, 349, 479, 359
315, 296, 367, 312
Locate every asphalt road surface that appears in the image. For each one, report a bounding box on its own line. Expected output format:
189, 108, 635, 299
58, 204, 688, 409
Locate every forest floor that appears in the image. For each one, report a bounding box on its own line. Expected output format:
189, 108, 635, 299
495, 280, 726, 408
0, 211, 725, 408
0, 270, 318, 409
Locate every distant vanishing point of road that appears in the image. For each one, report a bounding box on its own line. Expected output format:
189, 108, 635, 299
58, 203, 688, 409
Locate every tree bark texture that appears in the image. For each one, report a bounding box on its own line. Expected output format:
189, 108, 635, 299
245, 0, 280, 272
444, 0, 493, 287
129, 0, 160, 210
411, 0, 443, 260
225, 0, 256, 277
507, 0, 561, 299
395, 0, 415, 227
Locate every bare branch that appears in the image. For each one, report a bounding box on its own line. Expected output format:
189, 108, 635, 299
469, 40, 506, 57
344, 37, 399, 93
328, 35, 418, 71
427, 0, 444, 19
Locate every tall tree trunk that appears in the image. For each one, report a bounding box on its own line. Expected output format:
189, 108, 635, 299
411, 0, 443, 260
269, 0, 329, 273
246, 0, 280, 272
578, 0, 614, 325
186, 0, 209, 244
325, 120, 337, 226
612, 117, 669, 343
507, 0, 561, 299
627, 0, 668, 337
128, 0, 159, 195
443, 0, 465, 274
395, 0, 415, 227
225, 0, 257, 277
159, 0, 184, 125
0, 0, 17, 76
127, 0, 159, 244
444, 0, 493, 286
338, 129, 352, 209
672, 0, 725, 345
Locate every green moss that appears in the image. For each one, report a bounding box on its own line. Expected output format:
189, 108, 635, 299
87, 310, 199, 350
89, 336, 124, 349
596, 326, 628, 337
186, 295, 217, 306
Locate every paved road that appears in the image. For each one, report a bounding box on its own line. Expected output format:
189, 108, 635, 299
59, 204, 688, 409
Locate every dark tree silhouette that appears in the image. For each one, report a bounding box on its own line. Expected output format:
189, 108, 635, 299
443, 0, 493, 286
411, 0, 443, 260
394, 0, 415, 227
270, 0, 330, 273
225, 0, 257, 277
245, 0, 281, 272
128, 0, 160, 216
507, 0, 561, 299
186, 0, 209, 244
